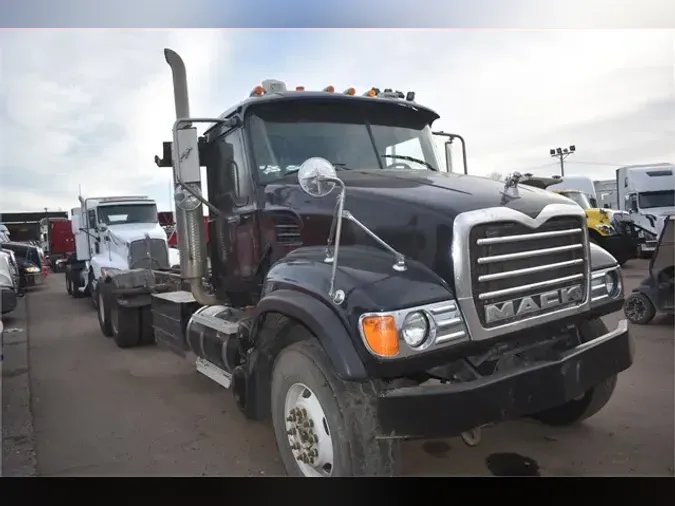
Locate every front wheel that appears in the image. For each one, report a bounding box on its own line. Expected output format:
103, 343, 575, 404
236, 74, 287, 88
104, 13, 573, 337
623, 292, 656, 325
531, 319, 618, 426
271, 339, 401, 477
97, 282, 113, 338
89, 272, 99, 310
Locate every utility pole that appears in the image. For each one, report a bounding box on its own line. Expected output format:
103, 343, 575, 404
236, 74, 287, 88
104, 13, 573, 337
549, 145, 576, 177
44, 207, 50, 254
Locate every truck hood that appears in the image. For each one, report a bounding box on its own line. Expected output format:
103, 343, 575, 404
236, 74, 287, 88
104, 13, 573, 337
584, 208, 613, 226
337, 169, 574, 219
106, 223, 167, 245
266, 169, 586, 288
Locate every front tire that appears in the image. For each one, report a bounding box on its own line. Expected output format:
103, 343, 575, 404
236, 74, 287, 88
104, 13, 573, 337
531, 319, 618, 426
623, 292, 656, 325
89, 272, 99, 310
97, 282, 113, 337
112, 305, 143, 349
271, 339, 401, 477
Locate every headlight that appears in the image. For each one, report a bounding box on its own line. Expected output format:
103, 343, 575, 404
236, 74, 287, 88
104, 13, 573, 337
604, 270, 620, 297
25, 266, 40, 273
597, 224, 615, 235
401, 311, 430, 348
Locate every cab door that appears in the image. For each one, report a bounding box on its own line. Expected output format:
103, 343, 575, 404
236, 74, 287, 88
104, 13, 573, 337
206, 128, 260, 302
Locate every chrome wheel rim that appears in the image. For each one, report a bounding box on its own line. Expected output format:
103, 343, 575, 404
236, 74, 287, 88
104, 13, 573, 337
284, 383, 334, 477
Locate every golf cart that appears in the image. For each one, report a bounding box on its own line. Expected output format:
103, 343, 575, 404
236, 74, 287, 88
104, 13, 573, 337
623, 214, 675, 325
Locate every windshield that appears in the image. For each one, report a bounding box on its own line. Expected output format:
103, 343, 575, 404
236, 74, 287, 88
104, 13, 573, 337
558, 191, 591, 210
638, 190, 675, 210
97, 204, 158, 225
248, 100, 441, 183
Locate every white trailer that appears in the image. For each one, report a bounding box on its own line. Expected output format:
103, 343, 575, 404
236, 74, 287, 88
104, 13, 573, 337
616, 163, 675, 257
65, 195, 180, 308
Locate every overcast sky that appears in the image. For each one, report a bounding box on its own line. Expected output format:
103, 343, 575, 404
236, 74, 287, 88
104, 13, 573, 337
0, 27, 673, 212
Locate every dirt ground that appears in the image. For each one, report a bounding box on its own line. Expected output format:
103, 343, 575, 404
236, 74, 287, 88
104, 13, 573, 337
2, 259, 673, 476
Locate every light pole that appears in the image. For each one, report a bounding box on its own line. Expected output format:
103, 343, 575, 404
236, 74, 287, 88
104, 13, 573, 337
549, 145, 576, 177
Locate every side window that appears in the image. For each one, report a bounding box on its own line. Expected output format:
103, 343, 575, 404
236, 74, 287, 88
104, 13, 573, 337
207, 129, 252, 208
88, 210, 96, 228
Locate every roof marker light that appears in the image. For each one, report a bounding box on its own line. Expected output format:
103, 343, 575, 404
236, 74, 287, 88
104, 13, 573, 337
344, 87, 356, 95
250, 85, 264, 97
296, 86, 305, 91
323, 85, 335, 93
364, 88, 377, 97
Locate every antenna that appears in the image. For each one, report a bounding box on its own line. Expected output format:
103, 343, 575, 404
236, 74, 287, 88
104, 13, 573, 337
78, 184, 82, 197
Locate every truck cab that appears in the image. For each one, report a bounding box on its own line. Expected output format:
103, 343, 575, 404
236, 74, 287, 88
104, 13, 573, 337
617, 163, 675, 257
96, 49, 634, 477
65, 195, 180, 306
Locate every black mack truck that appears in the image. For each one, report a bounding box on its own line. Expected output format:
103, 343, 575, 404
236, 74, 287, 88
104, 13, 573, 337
95, 48, 634, 477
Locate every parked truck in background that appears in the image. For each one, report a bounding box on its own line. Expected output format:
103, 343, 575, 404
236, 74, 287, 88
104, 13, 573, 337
65, 195, 180, 308
616, 163, 675, 258
521, 175, 638, 265
94, 48, 634, 477
40, 217, 75, 272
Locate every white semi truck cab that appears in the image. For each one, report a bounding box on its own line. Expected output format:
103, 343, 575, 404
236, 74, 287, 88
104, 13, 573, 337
616, 163, 675, 257
65, 195, 180, 306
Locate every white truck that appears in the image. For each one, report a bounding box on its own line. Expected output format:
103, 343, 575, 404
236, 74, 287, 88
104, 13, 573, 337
65, 195, 180, 308
616, 163, 675, 258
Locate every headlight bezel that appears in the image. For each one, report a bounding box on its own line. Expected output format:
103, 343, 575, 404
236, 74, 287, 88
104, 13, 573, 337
591, 266, 623, 304
358, 299, 468, 359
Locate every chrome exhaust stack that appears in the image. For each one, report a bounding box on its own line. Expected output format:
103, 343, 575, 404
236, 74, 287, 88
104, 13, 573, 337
164, 48, 217, 306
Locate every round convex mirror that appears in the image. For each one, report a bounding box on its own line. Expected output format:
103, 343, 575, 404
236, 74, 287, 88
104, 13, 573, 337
298, 157, 337, 197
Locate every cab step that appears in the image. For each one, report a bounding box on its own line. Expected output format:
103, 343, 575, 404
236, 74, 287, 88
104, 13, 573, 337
196, 357, 232, 389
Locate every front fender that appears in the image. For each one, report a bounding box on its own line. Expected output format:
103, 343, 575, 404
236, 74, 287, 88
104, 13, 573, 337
90, 252, 129, 279
256, 289, 368, 380
589, 240, 619, 270
262, 245, 455, 378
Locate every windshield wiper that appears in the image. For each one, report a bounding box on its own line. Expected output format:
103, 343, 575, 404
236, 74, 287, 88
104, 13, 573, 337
381, 154, 435, 171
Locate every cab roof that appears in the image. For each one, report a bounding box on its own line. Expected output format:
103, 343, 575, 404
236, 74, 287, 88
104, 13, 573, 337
209, 90, 441, 135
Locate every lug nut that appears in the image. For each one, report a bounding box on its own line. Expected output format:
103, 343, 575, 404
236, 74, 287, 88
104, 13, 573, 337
301, 408, 307, 417
308, 419, 314, 427
313, 434, 319, 443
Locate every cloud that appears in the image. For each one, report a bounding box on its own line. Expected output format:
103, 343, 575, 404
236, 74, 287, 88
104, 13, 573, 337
280, 29, 674, 179
0, 28, 673, 213
0, 29, 232, 212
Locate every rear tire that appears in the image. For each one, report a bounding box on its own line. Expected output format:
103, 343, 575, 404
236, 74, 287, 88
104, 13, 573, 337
271, 338, 401, 477
623, 292, 656, 325
531, 318, 619, 426
66, 273, 73, 295
71, 269, 85, 298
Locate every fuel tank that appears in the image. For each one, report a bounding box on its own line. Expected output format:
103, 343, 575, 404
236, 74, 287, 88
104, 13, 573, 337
185, 305, 241, 373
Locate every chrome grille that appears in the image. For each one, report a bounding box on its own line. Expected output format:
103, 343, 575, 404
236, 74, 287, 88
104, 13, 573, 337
129, 238, 170, 270
470, 216, 588, 328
